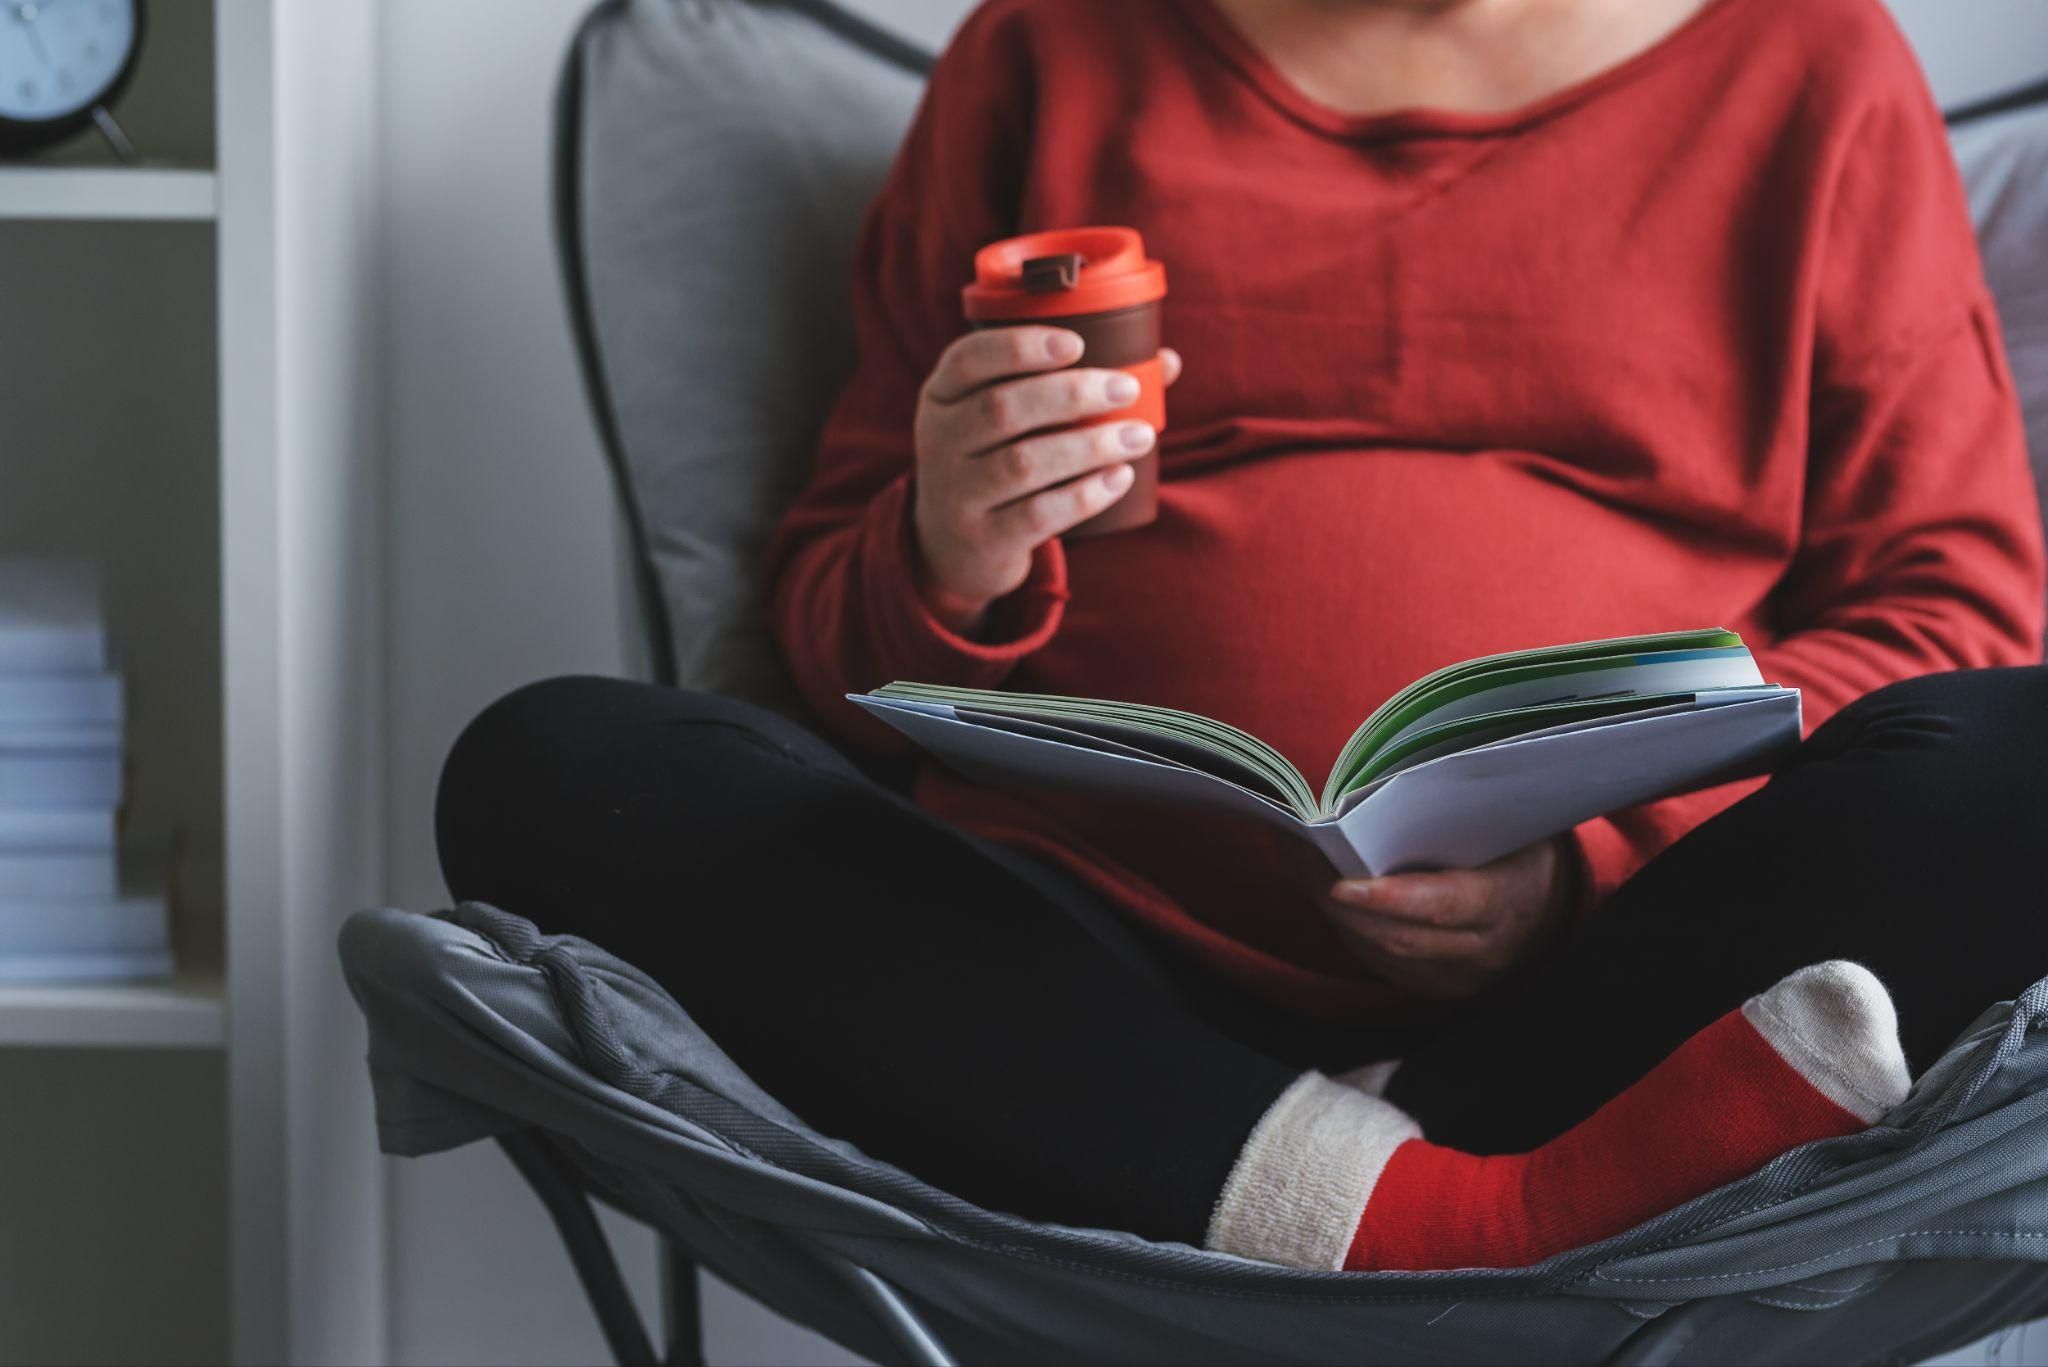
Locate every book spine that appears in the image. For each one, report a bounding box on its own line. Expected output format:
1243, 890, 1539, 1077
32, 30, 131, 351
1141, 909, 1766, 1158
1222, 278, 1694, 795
1303, 821, 1374, 879
0, 851, 118, 899
0, 752, 123, 808
0, 948, 174, 984
0, 626, 107, 674
0, 896, 167, 955
0, 674, 123, 727
0, 809, 118, 851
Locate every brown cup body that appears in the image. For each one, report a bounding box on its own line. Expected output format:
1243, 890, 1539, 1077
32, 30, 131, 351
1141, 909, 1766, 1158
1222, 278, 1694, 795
1048, 301, 1161, 369
972, 299, 1163, 535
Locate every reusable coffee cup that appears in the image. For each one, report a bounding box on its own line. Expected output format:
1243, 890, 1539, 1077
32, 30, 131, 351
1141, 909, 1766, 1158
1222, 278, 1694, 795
962, 226, 1167, 535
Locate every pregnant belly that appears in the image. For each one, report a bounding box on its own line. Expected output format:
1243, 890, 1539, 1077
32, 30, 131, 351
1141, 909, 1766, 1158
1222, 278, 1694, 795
1029, 447, 1758, 783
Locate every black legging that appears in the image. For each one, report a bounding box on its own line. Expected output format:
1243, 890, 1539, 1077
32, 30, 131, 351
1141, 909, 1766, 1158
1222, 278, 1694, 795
435, 666, 2048, 1247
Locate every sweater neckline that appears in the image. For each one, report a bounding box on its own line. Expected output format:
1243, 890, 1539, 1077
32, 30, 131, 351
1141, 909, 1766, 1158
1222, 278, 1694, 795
1178, 0, 1748, 143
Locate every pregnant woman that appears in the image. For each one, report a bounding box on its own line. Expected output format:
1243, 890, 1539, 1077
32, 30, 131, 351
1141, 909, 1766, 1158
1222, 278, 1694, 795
436, 0, 2048, 1270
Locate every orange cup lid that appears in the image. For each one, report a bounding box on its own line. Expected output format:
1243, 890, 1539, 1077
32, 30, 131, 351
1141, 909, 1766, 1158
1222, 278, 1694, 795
962, 226, 1167, 321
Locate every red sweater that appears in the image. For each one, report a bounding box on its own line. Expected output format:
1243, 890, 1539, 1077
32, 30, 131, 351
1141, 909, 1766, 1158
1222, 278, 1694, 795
767, 0, 2045, 1025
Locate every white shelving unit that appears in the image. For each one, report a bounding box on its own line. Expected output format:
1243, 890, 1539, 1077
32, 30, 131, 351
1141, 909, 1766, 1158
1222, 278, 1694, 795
0, 154, 224, 1066
0, 133, 226, 1079
0, 969, 222, 1047
0, 4, 234, 1360
0, 4, 382, 1363
0, 976, 225, 1048
0, 165, 219, 220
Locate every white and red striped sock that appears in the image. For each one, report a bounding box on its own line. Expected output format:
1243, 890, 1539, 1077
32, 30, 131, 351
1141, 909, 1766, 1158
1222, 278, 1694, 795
1207, 961, 1910, 1271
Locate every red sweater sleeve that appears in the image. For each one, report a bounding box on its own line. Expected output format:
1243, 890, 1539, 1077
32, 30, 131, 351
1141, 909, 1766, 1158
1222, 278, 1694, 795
765, 5, 1067, 749
1572, 32, 2047, 905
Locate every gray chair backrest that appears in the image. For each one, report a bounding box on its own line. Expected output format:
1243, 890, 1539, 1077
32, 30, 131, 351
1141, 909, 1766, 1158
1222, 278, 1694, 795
556, 0, 932, 707
1951, 92, 2048, 580
555, 11, 2048, 699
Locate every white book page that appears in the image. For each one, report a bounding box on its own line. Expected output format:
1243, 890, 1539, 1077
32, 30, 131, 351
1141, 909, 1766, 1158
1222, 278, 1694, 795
1326, 691, 1800, 876
1331, 697, 1704, 818
855, 688, 1802, 882
1330, 689, 1790, 816
956, 708, 1301, 806
953, 707, 1195, 767
850, 695, 1310, 833
1376, 653, 1766, 755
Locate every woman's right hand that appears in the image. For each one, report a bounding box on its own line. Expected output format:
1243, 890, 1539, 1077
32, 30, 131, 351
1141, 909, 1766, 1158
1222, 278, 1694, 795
912, 325, 1175, 634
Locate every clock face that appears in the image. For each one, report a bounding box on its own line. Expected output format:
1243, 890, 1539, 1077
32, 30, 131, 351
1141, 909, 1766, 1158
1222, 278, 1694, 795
0, 0, 138, 124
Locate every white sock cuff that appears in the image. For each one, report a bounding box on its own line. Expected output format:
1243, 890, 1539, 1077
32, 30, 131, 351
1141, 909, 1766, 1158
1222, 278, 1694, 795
1206, 1072, 1421, 1270
1742, 960, 1911, 1125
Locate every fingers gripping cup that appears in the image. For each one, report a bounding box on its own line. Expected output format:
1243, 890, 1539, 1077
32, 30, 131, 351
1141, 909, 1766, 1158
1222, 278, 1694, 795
963, 226, 1167, 535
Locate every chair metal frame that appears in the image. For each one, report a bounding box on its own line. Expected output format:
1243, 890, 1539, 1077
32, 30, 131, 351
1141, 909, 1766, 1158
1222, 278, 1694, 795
492, 1128, 957, 1366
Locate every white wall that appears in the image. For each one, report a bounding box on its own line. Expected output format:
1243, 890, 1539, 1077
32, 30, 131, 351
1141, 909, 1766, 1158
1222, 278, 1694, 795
273, 2, 390, 1359
376, 0, 650, 1363
1887, 0, 2048, 108
367, 2, 2040, 1364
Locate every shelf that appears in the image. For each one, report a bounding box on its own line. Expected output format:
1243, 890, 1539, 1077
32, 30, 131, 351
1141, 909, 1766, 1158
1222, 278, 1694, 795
0, 166, 218, 222
0, 974, 224, 1048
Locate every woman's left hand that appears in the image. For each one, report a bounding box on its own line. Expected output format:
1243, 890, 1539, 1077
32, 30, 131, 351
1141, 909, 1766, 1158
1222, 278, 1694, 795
1321, 837, 1578, 1000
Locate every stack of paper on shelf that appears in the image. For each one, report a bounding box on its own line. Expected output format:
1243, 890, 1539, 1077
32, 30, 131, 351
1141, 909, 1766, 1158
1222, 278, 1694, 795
0, 560, 169, 983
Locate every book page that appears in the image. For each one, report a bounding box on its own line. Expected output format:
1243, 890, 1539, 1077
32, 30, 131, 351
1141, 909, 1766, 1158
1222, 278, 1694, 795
954, 709, 1300, 807
1331, 695, 1706, 811
872, 683, 1317, 815
1324, 691, 1800, 876
850, 696, 1312, 832
1322, 637, 1764, 808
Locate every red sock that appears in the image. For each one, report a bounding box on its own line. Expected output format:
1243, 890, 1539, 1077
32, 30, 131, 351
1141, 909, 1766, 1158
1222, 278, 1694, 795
1206, 962, 1910, 1272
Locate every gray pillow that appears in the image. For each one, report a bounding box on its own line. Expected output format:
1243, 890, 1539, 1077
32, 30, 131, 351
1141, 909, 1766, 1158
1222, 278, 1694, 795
1953, 99, 2048, 635
564, 0, 925, 707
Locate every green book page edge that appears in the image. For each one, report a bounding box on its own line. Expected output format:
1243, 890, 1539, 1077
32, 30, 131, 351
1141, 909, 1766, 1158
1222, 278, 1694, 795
876, 628, 1748, 823
1338, 690, 1704, 796
873, 683, 1320, 817
1318, 629, 1745, 808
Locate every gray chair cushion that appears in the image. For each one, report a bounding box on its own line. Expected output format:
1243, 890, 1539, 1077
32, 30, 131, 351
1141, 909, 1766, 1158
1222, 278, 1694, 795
564, 0, 926, 706
1953, 100, 2048, 586
342, 902, 2048, 1366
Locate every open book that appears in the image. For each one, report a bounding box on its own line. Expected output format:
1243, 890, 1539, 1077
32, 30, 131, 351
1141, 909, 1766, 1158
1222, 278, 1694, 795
851, 628, 1801, 878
